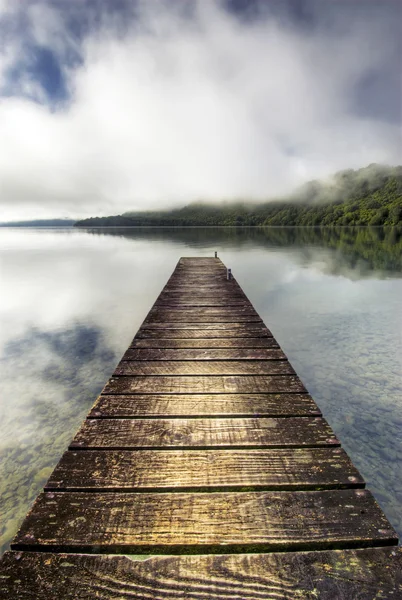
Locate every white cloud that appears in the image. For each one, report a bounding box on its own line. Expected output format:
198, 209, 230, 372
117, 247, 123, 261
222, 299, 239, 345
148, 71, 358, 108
0, 0, 400, 220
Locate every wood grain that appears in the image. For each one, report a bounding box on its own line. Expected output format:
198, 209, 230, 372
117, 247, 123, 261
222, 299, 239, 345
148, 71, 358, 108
130, 338, 280, 348
102, 375, 307, 394
89, 393, 320, 418
114, 360, 295, 377
156, 301, 252, 307
46, 447, 364, 492
2, 548, 401, 600
136, 328, 273, 339
69, 417, 338, 449
146, 315, 262, 323
148, 308, 259, 315
157, 292, 248, 299
161, 286, 242, 293
139, 323, 269, 331
12, 489, 397, 553
122, 348, 287, 361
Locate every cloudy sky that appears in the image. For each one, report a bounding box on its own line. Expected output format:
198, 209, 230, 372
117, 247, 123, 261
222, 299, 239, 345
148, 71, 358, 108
0, 0, 401, 221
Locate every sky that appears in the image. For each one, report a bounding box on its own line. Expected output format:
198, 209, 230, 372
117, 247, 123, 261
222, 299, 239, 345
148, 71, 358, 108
0, 0, 401, 221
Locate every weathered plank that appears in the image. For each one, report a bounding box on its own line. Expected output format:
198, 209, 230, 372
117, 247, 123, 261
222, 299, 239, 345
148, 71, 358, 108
147, 313, 262, 323
136, 328, 273, 338
157, 292, 248, 298
103, 374, 306, 394
130, 338, 280, 348
46, 448, 364, 492
2, 548, 401, 600
69, 417, 338, 449
155, 300, 252, 306
12, 489, 397, 553
163, 278, 239, 284
122, 348, 286, 361
89, 393, 320, 418
155, 295, 250, 303
114, 360, 295, 377
139, 323, 268, 331
163, 287, 243, 293
148, 308, 259, 315
146, 316, 263, 323
166, 272, 234, 289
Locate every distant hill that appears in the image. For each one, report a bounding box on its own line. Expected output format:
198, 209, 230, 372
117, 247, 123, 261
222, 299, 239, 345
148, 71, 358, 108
75, 163, 402, 228
0, 219, 76, 227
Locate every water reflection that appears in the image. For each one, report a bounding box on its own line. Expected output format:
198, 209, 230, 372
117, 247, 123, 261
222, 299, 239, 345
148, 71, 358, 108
84, 226, 402, 276
0, 226, 401, 554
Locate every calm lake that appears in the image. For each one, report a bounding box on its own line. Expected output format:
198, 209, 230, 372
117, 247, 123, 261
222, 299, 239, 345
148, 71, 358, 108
0, 226, 401, 554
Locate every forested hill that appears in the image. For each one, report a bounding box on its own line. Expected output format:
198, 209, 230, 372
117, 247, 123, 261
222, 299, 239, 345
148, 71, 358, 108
75, 164, 402, 227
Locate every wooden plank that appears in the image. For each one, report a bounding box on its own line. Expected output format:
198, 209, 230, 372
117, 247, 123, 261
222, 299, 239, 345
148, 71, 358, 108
2, 548, 401, 599
136, 328, 273, 338
89, 393, 321, 418
11, 489, 397, 553
122, 348, 287, 361
69, 417, 338, 449
161, 289, 244, 295
165, 283, 240, 288
163, 275, 237, 278
148, 309, 260, 317
155, 300, 252, 306
146, 315, 263, 323
149, 308, 259, 315
162, 285, 242, 291
168, 266, 227, 271
174, 264, 226, 268
161, 278, 239, 282
139, 323, 269, 331
103, 375, 306, 394
114, 360, 295, 377
46, 448, 364, 492
130, 338, 280, 348
157, 292, 248, 298
158, 288, 245, 291
156, 296, 250, 303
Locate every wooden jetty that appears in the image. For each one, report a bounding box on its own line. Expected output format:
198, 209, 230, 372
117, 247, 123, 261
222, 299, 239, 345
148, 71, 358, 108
1, 256, 401, 598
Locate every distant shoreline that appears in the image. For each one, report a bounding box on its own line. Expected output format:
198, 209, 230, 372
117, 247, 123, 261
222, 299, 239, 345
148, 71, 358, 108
0, 220, 75, 228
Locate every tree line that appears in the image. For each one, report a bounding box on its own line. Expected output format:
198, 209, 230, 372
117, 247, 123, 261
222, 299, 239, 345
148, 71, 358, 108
75, 164, 402, 228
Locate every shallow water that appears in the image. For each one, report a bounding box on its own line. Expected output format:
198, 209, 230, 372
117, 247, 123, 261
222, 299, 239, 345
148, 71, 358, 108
0, 226, 401, 554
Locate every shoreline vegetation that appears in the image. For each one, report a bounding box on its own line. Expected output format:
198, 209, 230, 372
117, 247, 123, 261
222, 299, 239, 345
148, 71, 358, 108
82, 226, 402, 275
74, 164, 402, 228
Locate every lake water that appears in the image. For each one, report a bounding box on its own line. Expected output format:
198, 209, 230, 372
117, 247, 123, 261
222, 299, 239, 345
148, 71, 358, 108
0, 226, 401, 555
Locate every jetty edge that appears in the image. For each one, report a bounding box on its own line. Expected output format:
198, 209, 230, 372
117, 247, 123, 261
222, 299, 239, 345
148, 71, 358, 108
0, 256, 401, 599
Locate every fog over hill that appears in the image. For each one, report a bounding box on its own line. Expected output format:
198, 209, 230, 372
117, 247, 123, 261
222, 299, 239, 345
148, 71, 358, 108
75, 163, 402, 227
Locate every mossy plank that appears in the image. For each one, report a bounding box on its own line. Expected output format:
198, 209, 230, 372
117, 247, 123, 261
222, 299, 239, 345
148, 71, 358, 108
2, 548, 401, 600
11, 490, 397, 553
